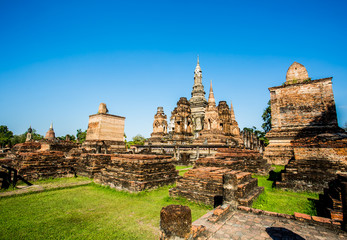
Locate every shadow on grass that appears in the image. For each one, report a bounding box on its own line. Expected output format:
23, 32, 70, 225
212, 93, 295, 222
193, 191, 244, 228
268, 170, 282, 188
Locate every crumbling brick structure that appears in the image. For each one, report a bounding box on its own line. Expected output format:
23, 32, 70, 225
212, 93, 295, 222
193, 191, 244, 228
169, 148, 268, 207
149, 107, 168, 144
264, 62, 344, 165
83, 103, 126, 153
94, 154, 178, 192
0, 141, 79, 181
276, 134, 347, 192
1, 142, 179, 192
318, 174, 347, 225
195, 148, 270, 176
170, 167, 263, 207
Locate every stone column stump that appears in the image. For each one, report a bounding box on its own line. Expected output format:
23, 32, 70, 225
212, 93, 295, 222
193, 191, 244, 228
160, 205, 192, 239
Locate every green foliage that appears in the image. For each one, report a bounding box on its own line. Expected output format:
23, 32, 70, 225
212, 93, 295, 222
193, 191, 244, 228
0, 125, 13, 148
242, 126, 269, 146
252, 166, 318, 215
261, 100, 271, 133
10, 128, 44, 146
0, 181, 210, 239
126, 134, 146, 147
303, 78, 312, 83
57, 134, 76, 141
76, 129, 87, 143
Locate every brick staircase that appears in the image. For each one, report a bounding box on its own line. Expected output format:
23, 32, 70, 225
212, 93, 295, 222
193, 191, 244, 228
230, 171, 264, 207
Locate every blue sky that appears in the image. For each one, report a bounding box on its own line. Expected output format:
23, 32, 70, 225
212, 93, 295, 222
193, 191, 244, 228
1, 0, 346, 139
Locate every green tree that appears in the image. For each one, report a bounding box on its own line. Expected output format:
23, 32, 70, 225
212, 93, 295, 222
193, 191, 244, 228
261, 100, 271, 133
126, 134, 146, 148
57, 134, 76, 141
0, 125, 13, 148
132, 134, 146, 145
76, 129, 87, 143
10, 129, 44, 146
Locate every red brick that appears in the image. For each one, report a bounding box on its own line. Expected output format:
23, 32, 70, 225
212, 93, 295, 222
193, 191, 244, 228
312, 216, 331, 224
294, 212, 312, 221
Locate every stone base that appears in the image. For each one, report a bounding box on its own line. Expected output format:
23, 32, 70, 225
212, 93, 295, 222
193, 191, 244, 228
83, 140, 126, 154
263, 143, 294, 165
276, 133, 347, 192
264, 127, 345, 165
1, 150, 76, 181
171, 133, 193, 144
170, 167, 263, 207
94, 154, 178, 192
195, 148, 270, 176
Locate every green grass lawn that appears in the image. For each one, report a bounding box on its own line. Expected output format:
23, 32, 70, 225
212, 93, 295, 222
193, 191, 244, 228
252, 165, 319, 215
0, 182, 211, 240
176, 165, 193, 176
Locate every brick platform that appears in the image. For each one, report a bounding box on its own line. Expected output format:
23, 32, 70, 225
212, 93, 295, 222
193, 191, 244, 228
170, 167, 263, 207
195, 148, 270, 175
94, 154, 178, 192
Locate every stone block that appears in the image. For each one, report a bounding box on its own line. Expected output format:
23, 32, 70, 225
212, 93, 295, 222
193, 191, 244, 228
160, 205, 192, 239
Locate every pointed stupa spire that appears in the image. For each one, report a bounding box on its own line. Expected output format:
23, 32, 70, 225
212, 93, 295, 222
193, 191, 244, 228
230, 100, 236, 122
50, 122, 54, 130
208, 80, 216, 106
195, 55, 201, 73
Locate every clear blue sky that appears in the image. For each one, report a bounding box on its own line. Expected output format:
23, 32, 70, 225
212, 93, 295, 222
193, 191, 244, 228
1, 0, 346, 139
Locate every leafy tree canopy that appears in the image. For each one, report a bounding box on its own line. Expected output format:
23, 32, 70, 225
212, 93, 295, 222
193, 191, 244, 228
10, 128, 44, 146
261, 100, 271, 133
126, 134, 146, 148
0, 125, 13, 148
76, 129, 87, 143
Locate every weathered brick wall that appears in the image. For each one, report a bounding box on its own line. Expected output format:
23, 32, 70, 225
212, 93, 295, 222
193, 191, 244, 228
86, 113, 125, 142
74, 153, 111, 178
94, 154, 178, 192
318, 174, 347, 223
264, 77, 343, 165
276, 135, 347, 192
195, 148, 270, 175
1, 142, 81, 182
269, 78, 337, 131
170, 167, 263, 207
5, 151, 76, 181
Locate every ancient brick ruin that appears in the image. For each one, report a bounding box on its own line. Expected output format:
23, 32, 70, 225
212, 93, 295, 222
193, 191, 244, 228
45, 123, 56, 140
264, 62, 344, 165
276, 133, 347, 192
148, 107, 168, 144
0, 141, 178, 192
170, 167, 263, 207
83, 103, 126, 153
189, 56, 208, 138
1, 141, 79, 181
261, 62, 347, 193
94, 154, 178, 192
170, 148, 269, 207
169, 97, 194, 143
318, 174, 347, 227
147, 58, 243, 147
195, 148, 270, 176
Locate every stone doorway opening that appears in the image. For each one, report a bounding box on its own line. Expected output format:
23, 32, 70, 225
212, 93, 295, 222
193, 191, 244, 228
214, 195, 223, 208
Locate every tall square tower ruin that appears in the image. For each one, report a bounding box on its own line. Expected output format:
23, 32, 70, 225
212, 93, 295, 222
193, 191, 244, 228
264, 62, 343, 165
